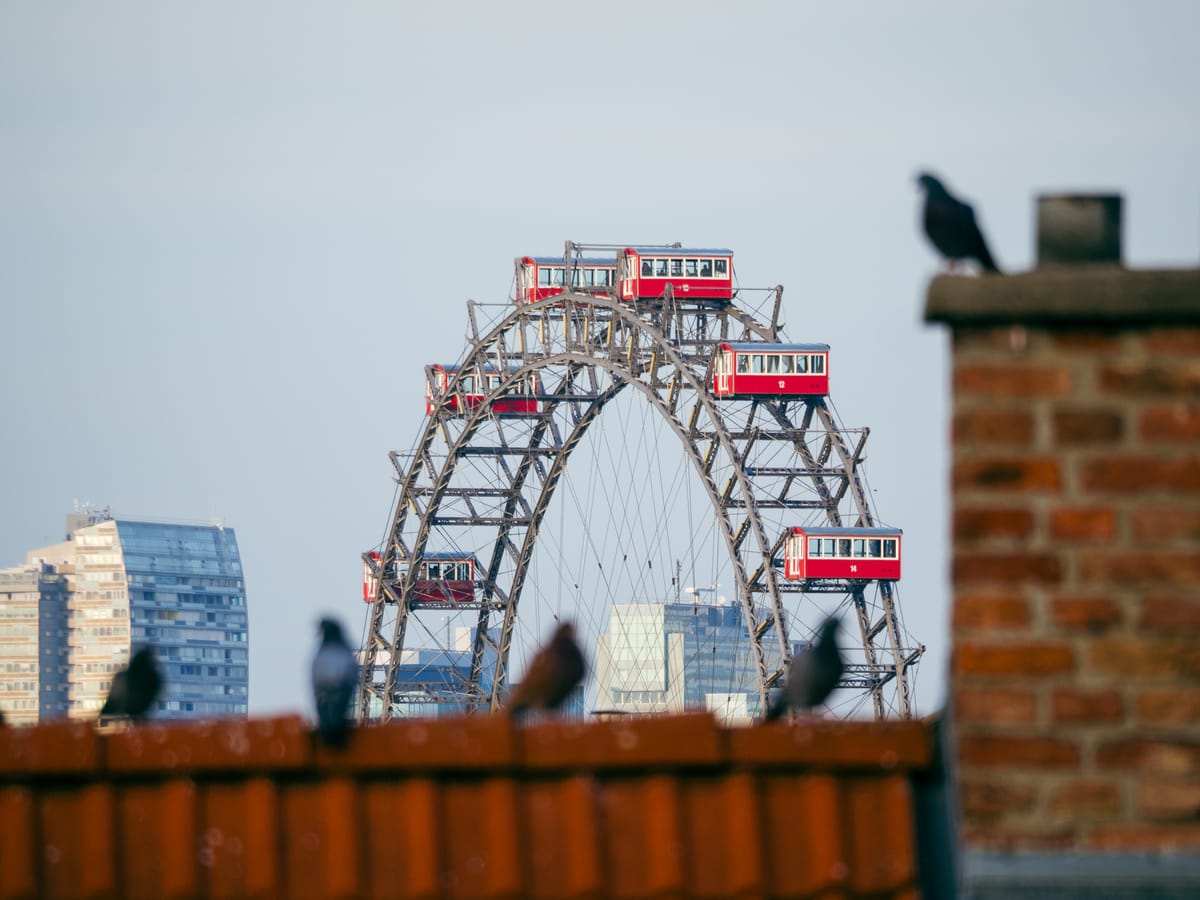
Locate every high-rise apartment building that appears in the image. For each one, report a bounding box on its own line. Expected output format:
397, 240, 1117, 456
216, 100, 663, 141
0, 563, 70, 724
0, 508, 248, 723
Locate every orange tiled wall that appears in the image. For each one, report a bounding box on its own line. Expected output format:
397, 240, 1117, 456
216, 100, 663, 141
0, 713, 933, 898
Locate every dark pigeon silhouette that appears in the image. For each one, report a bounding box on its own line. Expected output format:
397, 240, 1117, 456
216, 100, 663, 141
100, 645, 164, 721
916, 172, 1000, 273
764, 616, 844, 722
507, 621, 586, 716
311, 617, 359, 747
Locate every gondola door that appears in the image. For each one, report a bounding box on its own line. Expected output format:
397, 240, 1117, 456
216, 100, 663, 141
715, 347, 733, 395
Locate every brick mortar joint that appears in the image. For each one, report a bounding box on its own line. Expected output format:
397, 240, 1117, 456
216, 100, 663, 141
958, 770, 1196, 834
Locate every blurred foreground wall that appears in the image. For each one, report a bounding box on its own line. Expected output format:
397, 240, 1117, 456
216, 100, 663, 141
0, 713, 938, 898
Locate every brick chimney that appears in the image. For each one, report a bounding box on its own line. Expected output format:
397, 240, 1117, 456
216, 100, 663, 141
926, 195, 1200, 895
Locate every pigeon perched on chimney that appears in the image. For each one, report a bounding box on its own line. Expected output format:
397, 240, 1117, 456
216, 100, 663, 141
506, 621, 585, 716
916, 172, 1000, 273
764, 616, 844, 722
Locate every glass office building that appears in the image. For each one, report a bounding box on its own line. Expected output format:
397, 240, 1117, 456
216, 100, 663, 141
115, 519, 248, 717
592, 601, 778, 724
361, 625, 499, 718
6, 510, 249, 721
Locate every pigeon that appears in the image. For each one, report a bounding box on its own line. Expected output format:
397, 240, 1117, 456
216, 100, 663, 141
100, 645, 164, 721
506, 621, 586, 716
916, 172, 1000, 273
311, 617, 359, 747
764, 616, 844, 722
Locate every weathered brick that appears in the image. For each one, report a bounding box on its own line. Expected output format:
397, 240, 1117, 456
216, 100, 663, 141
1145, 329, 1200, 355
958, 735, 1081, 768
1049, 595, 1124, 632
1139, 780, 1200, 821
953, 595, 1031, 631
953, 552, 1063, 585
953, 687, 1037, 726
960, 780, 1037, 819
1051, 689, 1124, 724
1099, 361, 1200, 397
1139, 595, 1200, 633
1052, 331, 1124, 353
954, 508, 1034, 542
954, 364, 1072, 398
1096, 738, 1200, 773
953, 410, 1035, 445
1140, 405, 1200, 441
1089, 823, 1200, 852
1137, 689, 1200, 726
1080, 457, 1200, 493
1080, 552, 1200, 586
1131, 507, 1200, 542
1053, 409, 1124, 444
953, 326, 1040, 353
954, 643, 1075, 677
1088, 637, 1200, 680
954, 458, 1063, 492
1049, 507, 1117, 542
1047, 779, 1123, 818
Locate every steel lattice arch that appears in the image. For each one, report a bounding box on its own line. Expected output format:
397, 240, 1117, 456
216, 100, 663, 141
359, 252, 924, 721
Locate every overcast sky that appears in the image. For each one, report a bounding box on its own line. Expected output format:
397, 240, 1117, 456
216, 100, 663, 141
2, 2, 1198, 718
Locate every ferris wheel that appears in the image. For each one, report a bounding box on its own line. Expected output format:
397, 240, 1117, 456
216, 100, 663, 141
357, 243, 924, 722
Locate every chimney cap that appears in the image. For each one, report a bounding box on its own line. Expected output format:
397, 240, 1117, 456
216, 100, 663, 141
1037, 194, 1123, 267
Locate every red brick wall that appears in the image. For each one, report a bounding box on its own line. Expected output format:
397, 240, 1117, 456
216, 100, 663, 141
945, 315, 1200, 852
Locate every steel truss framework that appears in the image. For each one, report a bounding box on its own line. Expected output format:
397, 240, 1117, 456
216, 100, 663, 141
359, 274, 924, 721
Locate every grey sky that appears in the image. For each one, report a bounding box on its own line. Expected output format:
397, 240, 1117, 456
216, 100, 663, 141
2, 3, 1198, 716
